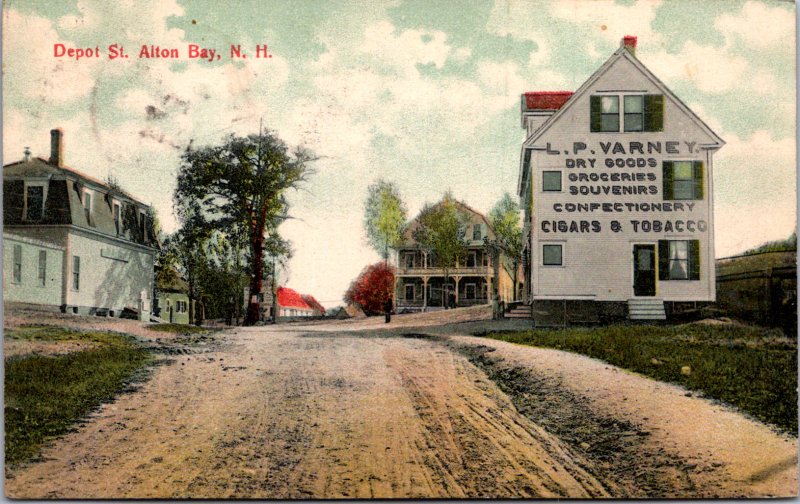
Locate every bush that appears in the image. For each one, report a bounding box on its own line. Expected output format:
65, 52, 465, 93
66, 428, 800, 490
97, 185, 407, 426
344, 262, 395, 315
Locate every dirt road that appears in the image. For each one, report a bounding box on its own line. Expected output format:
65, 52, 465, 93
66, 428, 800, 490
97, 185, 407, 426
4, 313, 797, 498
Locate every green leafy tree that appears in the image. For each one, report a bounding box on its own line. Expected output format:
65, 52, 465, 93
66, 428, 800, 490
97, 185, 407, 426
412, 193, 468, 308
364, 179, 407, 260
175, 130, 314, 325
166, 200, 212, 324
488, 192, 524, 300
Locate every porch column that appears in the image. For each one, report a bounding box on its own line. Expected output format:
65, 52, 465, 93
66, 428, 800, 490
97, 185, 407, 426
422, 277, 428, 310
453, 276, 461, 305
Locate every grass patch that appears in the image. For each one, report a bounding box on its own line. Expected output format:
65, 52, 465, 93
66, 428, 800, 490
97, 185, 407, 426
147, 323, 208, 334
483, 323, 797, 433
6, 325, 124, 344
5, 328, 152, 465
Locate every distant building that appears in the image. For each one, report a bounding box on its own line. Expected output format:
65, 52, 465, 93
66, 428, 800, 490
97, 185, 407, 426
154, 267, 191, 324
277, 286, 325, 319
3, 129, 158, 317
518, 36, 723, 322
393, 197, 519, 311
243, 277, 275, 323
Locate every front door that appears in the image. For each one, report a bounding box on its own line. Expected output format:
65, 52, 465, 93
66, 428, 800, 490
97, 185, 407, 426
633, 245, 656, 296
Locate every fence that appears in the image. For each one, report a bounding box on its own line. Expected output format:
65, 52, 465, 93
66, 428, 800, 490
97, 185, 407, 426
715, 250, 796, 333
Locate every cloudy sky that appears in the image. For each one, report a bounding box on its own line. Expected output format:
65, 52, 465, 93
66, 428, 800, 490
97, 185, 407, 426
3, 0, 796, 307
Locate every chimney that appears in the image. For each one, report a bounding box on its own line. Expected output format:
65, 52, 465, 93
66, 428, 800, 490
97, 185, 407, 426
49, 128, 64, 166
622, 35, 637, 55
23, 147, 31, 162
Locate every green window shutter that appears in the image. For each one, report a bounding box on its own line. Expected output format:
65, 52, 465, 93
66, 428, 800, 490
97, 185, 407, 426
693, 161, 704, 200
658, 240, 669, 281
662, 161, 674, 200
590, 96, 602, 132
690, 240, 701, 280
644, 95, 664, 132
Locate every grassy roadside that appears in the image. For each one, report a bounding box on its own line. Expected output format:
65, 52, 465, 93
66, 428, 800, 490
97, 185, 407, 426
482, 323, 797, 434
5, 326, 152, 465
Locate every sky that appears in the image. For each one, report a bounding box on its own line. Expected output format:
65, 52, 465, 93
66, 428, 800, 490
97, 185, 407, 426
3, 0, 796, 307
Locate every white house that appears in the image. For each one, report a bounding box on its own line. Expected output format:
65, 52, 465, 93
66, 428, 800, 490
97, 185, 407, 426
3, 129, 158, 317
518, 36, 724, 323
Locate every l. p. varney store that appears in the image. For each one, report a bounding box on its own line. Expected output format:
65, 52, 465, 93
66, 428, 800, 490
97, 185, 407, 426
518, 36, 724, 324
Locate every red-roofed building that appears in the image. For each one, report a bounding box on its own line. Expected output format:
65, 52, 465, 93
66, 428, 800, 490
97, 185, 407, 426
301, 294, 326, 316
277, 286, 325, 318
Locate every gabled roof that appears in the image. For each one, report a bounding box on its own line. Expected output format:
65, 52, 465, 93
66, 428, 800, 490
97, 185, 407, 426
517, 41, 725, 195
399, 196, 496, 246
277, 287, 311, 309
523, 45, 725, 149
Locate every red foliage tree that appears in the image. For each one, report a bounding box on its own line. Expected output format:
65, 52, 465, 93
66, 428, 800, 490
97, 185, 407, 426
344, 262, 395, 315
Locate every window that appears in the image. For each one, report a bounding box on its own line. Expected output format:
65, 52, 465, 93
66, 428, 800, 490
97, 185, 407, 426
542, 244, 563, 266
13, 245, 22, 283
542, 171, 562, 192
113, 203, 121, 235
405, 284, 415, 300
26, 185, 44, 221
658, 240, 700, 280
83, 191, 92, 225
590, 95, 619, 132
72, 255, 81, 291
139, 211, 147, 241
624, 95, 644, 132
403, 252, 415, 268
472, 224, 482, 241
591, 94, 663, 132
38, 250, 46, 286
465, 283, 476, 299
663, 161, 704, 200
466, 250, 477, 268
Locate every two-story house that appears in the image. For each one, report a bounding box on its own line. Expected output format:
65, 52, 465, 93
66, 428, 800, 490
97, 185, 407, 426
393, 197, 519, 311
3, 129, 158, 317
518, 36, 724, 323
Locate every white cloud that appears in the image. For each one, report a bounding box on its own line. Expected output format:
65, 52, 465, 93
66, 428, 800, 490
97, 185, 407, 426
714, 129, 796, 256
3, 9, 101, 104
643, 41, 748, 94
548, 0, 662, 43
715, 1, 795, 51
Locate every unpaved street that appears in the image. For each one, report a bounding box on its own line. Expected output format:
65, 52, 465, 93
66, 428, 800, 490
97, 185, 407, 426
4, 314, 797, 498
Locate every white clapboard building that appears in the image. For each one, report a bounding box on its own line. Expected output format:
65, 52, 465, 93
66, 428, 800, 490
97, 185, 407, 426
518, 36, 724, 323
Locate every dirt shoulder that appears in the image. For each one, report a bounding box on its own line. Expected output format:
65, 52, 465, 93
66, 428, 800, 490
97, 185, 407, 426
444, 333, 797, 498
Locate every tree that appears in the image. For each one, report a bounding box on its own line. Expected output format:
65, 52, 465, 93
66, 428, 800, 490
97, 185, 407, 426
364, 179, 407, 261
412, 194, 468, 308
165, 200, 212, 325
344, 262, 396, 315
488, 192, 524, 301
175, 130, 314, 325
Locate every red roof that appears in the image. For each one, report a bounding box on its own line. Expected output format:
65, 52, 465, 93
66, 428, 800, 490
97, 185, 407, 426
277, 287, 310, 309
523, 91, 574, 111
301, 294, 325, 314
